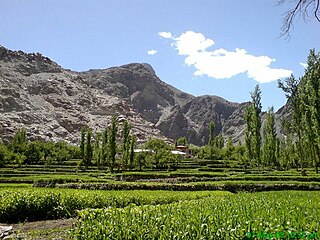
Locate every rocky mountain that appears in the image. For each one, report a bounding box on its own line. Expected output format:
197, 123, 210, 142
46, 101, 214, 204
0, 46, 286, 145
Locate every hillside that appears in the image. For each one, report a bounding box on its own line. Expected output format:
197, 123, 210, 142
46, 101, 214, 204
0, 46, 286, 145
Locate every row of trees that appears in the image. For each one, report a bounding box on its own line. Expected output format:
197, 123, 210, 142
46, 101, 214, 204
1, 50, 318, 173
0, 116, 182, 171
278, 50, 320, 172
242, 50, 319, 172
79, 116, 136, 172
78, 116, 182, 172
0, 129, 80, 167
196, 50, 319, 173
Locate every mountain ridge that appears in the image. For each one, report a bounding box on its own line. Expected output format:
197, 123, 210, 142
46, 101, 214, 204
0, 46, 286, 145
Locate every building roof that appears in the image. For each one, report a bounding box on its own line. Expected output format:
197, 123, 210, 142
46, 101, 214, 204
171, 150, 186, 155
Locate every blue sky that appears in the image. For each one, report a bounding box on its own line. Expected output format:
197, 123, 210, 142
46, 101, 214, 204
0, 0, 318, 110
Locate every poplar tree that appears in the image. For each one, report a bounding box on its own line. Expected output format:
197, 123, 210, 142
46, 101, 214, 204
251, 85, 262, 165
85, 129, 93, 168
244, 104, 254, 164
215, 133, 224, 149
278, 74, 304, 169
129, 135, 136, 170
262, 107, 278, 167
122, 120, 131, 168
245, 85, 262, 166
11, 128, 27, 154
109, 115, 118, 172
299, 50, 320, 172
80, 128, 86, 163
94, 132, 101, 168
101, 128, 109, 167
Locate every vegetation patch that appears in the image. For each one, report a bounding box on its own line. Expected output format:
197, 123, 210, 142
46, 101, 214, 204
71, 191, 320, 239
0, 189, 222, 223
56, 181, 320, 192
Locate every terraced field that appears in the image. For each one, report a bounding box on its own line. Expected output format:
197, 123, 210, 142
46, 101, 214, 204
72, 191, 320, 239
1, 158, 320, 239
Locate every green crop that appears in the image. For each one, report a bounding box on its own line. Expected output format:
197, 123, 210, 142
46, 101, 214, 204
0, 189, 224, 223
72, 191, 320, 239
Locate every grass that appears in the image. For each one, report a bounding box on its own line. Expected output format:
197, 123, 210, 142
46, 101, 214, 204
72, 191, 320, 239
0, 188, 225, 223
1, 162, 319, 238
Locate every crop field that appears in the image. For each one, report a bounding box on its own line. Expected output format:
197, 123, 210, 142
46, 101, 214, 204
72, 191, 320, 240
1, 161, 320, 239
0, 188, 222, 223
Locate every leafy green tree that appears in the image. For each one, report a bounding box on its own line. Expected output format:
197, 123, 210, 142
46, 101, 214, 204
225, 138, 235, 160
0, 144, 11, 167
135, 152, 146, 171
279, 119, 298, 170
245, 85, 262, 166
54, 141, 71, 164
299, 50, 320, 172
25, 141, 43, 164
84, 129, 93, 168
94, 132, 102, 168
41, 141, 55, 165
122, 120, 131, 169
11, 128, 27, 154
129, 135, 136, 170
251, 85, 262, 165
144, 139, 171, 168
176, 137, 188, 146
278, 74, 305, 170
109, 115, 118, 172
101, 128, 109, 167
80, 128, 86, 163
14, 153, 26, 167
215, 133, 224, 149
244, 104, 254, 164
262, 107, 278, 167
234, 140, 246, 166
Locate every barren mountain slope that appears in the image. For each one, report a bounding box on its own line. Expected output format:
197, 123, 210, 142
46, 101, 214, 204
0, 46, 286, 145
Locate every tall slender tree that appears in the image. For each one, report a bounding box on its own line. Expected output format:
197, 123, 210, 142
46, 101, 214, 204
101, 128, 109, 167
278, 74, 304, 169
80, 128, 86, 164
244, 104, 254, 165
84, 129, 93, 168
262, 107, 278, 167
122, 120, 131, 168
109, 115, 118, 172
299, 50, 320, 172
129, 135, 136, 170
245, 85, 262, 166
251, 85, 262, 165
94, 132, 101, 168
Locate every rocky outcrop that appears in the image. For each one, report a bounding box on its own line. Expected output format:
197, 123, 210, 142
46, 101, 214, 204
0, 46, 169, 144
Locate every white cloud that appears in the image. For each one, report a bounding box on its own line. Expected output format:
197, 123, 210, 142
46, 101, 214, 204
300, 62, 308, 68
163, 31, 292, 83
147, 50, 157, 55
158, 31, 172, 39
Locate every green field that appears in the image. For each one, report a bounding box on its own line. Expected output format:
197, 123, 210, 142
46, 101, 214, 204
1, 159, 320, 239
72, 191, 320, 239
0, 188, 221, 223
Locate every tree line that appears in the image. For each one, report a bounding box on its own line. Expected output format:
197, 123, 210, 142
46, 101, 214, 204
0, 50, 319, 173
0, 116, 182, 172
174, 50, 320, 173
239, 50, 319, 172
0, 128, 80, 167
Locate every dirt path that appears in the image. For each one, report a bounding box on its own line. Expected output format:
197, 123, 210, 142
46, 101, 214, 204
1, 218, 74, 240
